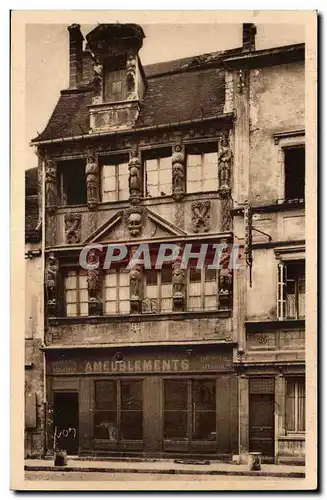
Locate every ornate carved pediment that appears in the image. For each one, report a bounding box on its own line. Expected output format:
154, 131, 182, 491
83, 208, 186, 244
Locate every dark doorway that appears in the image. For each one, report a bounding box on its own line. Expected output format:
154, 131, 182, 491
53, 392, 79, 455
249, 379, 275, 461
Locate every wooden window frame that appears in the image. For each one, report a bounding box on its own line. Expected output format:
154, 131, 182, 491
143, 268, 173, 313
285, 377, 305, 435
277, 260, 305, 320
100, 155, 129, 203
93, 379, 144, 442
143, 148, 173, 199
103, 267, 130, 315
64, 267, 88, 317
186, 142, 218, 194
187, 267, 219, 312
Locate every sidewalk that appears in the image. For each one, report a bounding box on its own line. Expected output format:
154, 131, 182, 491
25, 458, 305, 478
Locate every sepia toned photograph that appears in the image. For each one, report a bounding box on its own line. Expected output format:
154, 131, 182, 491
11, 10, 317, 491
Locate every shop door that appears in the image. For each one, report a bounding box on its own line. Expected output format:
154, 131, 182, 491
53, 392, 79, 455
249, 379, 275, 461
163, 379, 217, 453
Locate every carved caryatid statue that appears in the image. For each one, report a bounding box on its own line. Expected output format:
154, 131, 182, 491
45, 253, 58, 310
126, 52, 137, 98
45, 160, 57, 211
218, 133, 232, 193
85, 154, 98, 210
172, 144, 185, 201
172, 256, 186, 310
86, 249, 102, 315
129, 263, 142, 300
218, 269, 233, 309
128, 148, 142, 202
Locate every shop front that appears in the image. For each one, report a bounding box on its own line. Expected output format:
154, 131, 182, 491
45, 346, 238, 458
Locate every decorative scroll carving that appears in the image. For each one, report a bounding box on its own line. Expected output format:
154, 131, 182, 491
218, 269, 233, 309
220, 197, 232, 232
45, 160, 57, 212
124, 206, 144, 237
218, 132, 232, 195
128, 147, 142, 204
172, 144, 185, 201
191, 201, 211, 233
65, 213, 81, 244
175, 202, 185, 230
126, 52, 137, 99
172, 256, 185, 311
87, 211, 97, 235
87, 249, 103, 316
85, 154, 99, 210
129, 262, 142, 313
45, 253, 58, 315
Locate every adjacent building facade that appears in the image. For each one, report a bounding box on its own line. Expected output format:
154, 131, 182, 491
29, 22, 305, 463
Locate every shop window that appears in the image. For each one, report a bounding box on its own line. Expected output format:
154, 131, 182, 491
94, 380, 143, 441
187, 268, 219, 312
144, 148, 172, 198
163, 379, 216, 442
64, 269, 88, 317
104, 268, 129, 315
286, 378, 305, 433
277, 260, 305, 320
57, 159, 87, 206
186, 142, 218, 193
100, 154, 129, 202
103, 56, 127, 102
143, 267, 173, 313
284, 146, 305, 202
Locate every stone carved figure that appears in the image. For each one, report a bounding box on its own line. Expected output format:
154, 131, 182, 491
92, 58, 103, 105
142, 297, 158, 314
172, 144, 185, 201
218, 133, 232, 193
45, 160, 57, 211
191, 201, 211, 233
172, 257, 186, 310
128, 148, 142, 202
129, 263, 142, 300
85, 154, 98, 210
65, 213, 81, 244
126, 52, 137, 97
125, 207, 144, 237
45, 253, 58, 306
86, 249, 102, 315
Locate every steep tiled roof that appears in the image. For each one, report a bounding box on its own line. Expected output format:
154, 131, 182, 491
32, 48, 242, 143
25, 168, 41, 242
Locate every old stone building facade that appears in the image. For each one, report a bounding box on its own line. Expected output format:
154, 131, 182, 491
29, 22, 305, 463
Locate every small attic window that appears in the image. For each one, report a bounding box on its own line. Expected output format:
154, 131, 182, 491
57, 159, 87, 206
103, 55, 127, 103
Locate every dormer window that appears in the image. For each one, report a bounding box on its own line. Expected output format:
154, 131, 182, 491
103, 56, 127, 103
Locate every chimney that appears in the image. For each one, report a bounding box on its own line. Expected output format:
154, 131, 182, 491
68, 24, 84, 88
242, 23, 256, 52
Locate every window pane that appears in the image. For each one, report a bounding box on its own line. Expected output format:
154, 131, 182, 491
121, 381, 143, 410
187, 181, 202, 193
119, 270, 129, 286
192, 411, 216, 440
286, 380, 296, 432
187, 154, 202, 167
161, 297, 173, 312
188, 296, 202, 311
95, 381, 117, 410
66, 303, 77, 316
146, 270, 158, 286
190, 268, 202, 282
121, 411, 143, 440
203, 162, 217, 180
189, 282, 201, 297
146, 284, 157, 300
298, 380, 305, 431
105, 270, 117, 287
161, 268, 172, 284
192, 380, 216, 410
119, 286, 129, 301
94, 411, 117, 440
187, 165, 201, 181
119, 300, 130, 314
204, 295, 217, 310
145, 159, 158, 172
66, 290, 77, 303
164, 380, 188, 410
161, 283, 172, 299
164, 411, 188, 439
105, 301, 117, 315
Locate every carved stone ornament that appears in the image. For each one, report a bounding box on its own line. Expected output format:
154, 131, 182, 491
129, 262, 142, 313
86, 249, 103, 316
126, 52, 137, 99
125, 206, 144, 237
172, 256, 185, 311
45, 252, 58, 315
172, 144, 186, 201
85, 153, 99, 210
142, 297, 158, 314
128, 147, 142, 203
218, 132, 232, 195
220, 197, 232, 232
191, 200, 211, 233
218, 268, 232, 309
65, 213, 82, 244
45, 160, 57, 212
